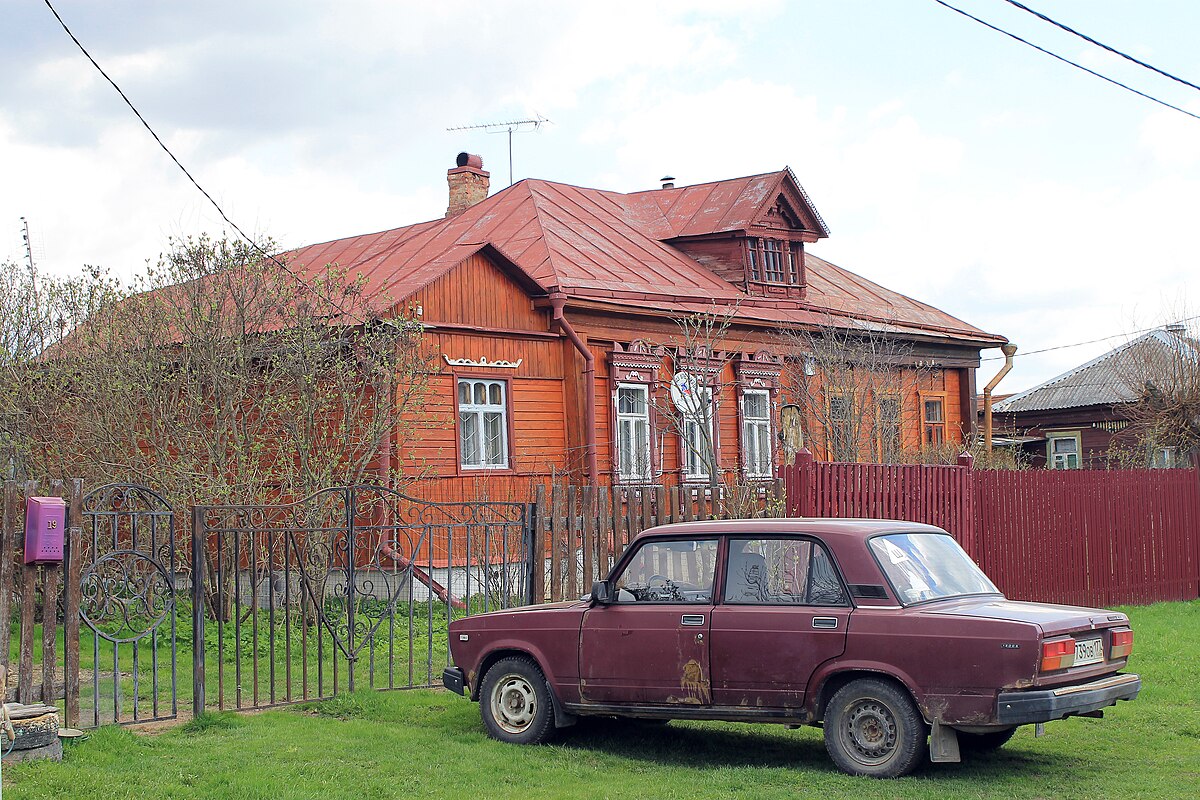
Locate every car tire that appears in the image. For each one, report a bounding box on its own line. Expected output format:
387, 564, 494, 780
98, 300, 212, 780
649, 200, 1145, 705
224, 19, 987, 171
479, 656, 557, 745
824, 678, 928, 778
957, 726, 1017, 754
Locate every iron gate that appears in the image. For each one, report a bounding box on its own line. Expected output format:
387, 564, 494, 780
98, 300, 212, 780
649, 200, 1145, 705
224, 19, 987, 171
190, 485, 533, 714
78, 484, 179, 727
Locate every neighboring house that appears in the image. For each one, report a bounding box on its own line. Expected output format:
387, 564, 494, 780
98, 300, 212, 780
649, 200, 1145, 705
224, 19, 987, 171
284, 154, 1006, 495
991, 326, 1199, 469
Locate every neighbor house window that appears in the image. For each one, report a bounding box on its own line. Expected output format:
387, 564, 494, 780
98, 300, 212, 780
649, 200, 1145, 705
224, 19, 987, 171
877, 396, 901, 462
616, 384, 652, 482
741, 390, 773, 478
922, 398, 945, 445
682, 386, 715, 481
1047, 432, 1080, 470
458, 378, 508, 469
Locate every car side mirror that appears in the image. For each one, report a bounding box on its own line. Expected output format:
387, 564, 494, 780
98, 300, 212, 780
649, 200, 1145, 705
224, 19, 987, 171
591, 580, 613, 605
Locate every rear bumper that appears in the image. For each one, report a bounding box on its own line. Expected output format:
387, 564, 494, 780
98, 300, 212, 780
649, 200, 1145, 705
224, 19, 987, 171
997, 673, 1140, 725
442, 667, 466, 696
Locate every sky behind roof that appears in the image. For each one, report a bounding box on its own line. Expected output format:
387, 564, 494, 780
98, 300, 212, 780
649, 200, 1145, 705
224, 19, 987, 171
3, 0, 1199, 392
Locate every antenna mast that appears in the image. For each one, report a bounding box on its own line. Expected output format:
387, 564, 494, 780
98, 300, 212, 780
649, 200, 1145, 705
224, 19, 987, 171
446, 115, 549, 186
19, 216, 36, 273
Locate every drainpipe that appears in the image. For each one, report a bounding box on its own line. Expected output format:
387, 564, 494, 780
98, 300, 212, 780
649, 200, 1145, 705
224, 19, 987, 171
550, 293, 599, 485
984, 342, 1018, 454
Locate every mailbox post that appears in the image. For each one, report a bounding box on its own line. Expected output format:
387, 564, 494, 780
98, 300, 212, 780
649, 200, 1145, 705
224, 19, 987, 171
24, 496, 66, 564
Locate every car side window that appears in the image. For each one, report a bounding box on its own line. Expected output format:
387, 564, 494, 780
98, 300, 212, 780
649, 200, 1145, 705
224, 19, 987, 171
613, 539, 718, 603
724, 538, 848, 606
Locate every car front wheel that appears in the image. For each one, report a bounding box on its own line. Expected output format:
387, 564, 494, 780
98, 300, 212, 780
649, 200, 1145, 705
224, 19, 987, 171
824, 678, 928, 778
480, 656, 557, 745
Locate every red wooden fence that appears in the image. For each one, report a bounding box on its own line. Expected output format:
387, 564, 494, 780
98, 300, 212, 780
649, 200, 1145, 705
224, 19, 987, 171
784, 450, 1200, 607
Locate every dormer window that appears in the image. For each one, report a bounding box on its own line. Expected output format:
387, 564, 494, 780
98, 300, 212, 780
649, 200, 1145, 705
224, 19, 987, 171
745, 238, 802, 286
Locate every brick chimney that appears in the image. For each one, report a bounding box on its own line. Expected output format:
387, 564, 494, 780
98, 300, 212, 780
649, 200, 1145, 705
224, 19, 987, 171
446, 152, 490, 217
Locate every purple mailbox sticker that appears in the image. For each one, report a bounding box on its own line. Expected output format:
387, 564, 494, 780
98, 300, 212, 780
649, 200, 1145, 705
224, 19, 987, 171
25, 496, 66, 564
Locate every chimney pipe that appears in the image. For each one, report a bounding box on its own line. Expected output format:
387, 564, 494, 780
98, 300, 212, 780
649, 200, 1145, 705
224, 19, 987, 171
446, 153, 489, 217
660, 176, 675, 189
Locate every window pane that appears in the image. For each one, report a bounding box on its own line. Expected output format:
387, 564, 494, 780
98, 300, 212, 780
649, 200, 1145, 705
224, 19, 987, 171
473, 382, 485, 404
744, 391, 768, 419
726, 539, 846, 605
924, 400, 943, 423
458, 380, 469, 405
614, 539, 718, 603
489, 382, 502, 405
1052, 437, 1078, 455
460, 412, 479, 465
483, 411, 505, 464
618, 386, 646, 414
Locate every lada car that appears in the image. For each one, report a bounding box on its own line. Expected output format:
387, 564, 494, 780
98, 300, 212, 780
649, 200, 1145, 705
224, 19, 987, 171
443, 519, 1139, 777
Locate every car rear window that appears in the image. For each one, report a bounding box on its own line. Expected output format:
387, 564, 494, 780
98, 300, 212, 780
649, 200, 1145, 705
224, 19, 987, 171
869, 533, 999, 605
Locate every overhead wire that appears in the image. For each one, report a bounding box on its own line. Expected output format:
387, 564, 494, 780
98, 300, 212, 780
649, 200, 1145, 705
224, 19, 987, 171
1001, 0, 1200, 94
980, 315, 1200, 361
932, 0, 1200, 121
41, 0, 373, 326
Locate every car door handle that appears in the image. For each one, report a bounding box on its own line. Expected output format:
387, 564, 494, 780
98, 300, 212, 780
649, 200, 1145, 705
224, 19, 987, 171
681, 614, 705, 626
812, 617, 839, 629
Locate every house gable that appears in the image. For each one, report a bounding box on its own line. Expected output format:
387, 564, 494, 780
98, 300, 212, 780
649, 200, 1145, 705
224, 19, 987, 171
402, 248, 548, 333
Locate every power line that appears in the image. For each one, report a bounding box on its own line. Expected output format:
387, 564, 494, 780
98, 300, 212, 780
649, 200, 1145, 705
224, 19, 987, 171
1002, 0, 1200, 94
981, 316, 1200, 361
932, 0, 1200, 121
41, 0, 369, 324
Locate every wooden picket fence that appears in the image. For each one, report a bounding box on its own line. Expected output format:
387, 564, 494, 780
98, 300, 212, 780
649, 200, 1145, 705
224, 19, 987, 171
531, 480, 785, 602
0, 479, 85, 727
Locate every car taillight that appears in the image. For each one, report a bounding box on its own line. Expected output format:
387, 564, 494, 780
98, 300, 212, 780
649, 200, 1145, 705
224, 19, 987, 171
1040, 638, 1076, 671
1110, 628, 1134, 659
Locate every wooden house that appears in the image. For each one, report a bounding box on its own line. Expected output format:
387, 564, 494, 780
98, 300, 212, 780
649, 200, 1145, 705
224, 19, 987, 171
991, 326, 1198, 468
284, 154, 1007, 497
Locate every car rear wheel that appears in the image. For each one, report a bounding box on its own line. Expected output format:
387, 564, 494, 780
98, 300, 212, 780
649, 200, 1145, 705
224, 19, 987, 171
480, 656, 556, 745
824, 678, 928, 778
957, 726, 1017, 754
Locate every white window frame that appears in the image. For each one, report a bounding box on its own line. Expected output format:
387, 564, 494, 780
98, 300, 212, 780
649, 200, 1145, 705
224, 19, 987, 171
741, 389, 773, 478
457, 378, 509, 470
682, 386, 715, 482
1047, 431, 1081, 470
615, 383, 652, 482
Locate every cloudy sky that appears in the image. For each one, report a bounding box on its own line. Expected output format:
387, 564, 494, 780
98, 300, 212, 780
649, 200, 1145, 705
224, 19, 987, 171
4, 0, 1199, 391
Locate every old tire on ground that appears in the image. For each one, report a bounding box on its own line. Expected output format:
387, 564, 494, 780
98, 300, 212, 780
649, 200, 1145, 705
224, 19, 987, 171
480, 656, 556, 745
824, 678, 928, 778
957, 726, 1017, 754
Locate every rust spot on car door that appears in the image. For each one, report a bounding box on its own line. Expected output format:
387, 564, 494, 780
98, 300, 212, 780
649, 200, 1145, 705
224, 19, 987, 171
676, 658, 711, 704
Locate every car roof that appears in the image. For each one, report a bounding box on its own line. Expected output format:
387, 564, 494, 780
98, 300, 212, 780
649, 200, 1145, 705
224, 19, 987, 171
632, 517, 950, 544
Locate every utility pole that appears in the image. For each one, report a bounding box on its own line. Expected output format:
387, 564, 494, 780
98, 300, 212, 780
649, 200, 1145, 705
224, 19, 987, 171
446, 115, 549, 186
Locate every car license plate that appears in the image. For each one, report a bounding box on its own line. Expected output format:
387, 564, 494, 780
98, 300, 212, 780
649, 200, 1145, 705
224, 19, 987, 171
1074, 637, 1104, 666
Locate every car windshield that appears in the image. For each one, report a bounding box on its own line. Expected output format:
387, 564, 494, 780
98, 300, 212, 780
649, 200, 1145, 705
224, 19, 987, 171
868, 533, 999, 604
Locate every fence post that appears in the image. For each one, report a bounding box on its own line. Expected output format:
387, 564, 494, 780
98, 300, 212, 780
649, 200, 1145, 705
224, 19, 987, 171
0, 481, 18, 700
63, 479, 83, 727
525, 500, 539, 606
792, 448, 814, 517
531, 485, 546, 604
957, 451, 977, 559
191, 506, 206, 718
17, 480, 38, 703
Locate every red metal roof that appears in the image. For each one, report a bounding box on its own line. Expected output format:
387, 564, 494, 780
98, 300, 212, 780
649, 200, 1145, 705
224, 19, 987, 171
282, 171, 1002, 346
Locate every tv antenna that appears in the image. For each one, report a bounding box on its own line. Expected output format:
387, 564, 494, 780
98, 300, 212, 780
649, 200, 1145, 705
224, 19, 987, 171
446, 115, 550, 186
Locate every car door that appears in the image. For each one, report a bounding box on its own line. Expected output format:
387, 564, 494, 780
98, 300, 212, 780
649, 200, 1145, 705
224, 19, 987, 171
709, 536, 851, 708
579, 537, 719, 706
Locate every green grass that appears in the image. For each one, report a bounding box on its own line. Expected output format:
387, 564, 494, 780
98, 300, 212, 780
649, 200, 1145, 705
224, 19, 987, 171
4, 601, 1198, 799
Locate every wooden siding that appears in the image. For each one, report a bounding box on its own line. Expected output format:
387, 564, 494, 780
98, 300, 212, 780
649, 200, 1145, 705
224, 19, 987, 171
407, 252, 547, 332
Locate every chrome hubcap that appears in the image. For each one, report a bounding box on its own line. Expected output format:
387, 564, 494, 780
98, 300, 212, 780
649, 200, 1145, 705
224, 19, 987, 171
490, 674, 537, 734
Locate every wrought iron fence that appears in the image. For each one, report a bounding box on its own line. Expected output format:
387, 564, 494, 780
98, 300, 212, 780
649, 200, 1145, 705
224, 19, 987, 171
190, 486, 533, 714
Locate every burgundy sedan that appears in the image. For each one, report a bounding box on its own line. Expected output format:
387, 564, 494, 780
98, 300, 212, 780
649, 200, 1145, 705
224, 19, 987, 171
443, 519, 1139, 777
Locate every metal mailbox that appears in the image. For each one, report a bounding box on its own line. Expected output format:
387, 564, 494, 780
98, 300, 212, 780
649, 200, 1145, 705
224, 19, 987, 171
24, 496, 66, 564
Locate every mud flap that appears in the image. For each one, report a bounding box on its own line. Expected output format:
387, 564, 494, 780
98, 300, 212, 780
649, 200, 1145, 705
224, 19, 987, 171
929, 720, 961, 763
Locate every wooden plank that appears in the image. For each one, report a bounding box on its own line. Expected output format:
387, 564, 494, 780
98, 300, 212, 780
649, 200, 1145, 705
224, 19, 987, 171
549, 484, 564, 602
566, 486, 578, 600
41, 565, 59, 703
581, 486, 595, 588
64, 479, 83, 727
654, 486, 666, 530
597, 487, 610, 578
533, 484, 547, 603
0, 481, 18, 685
